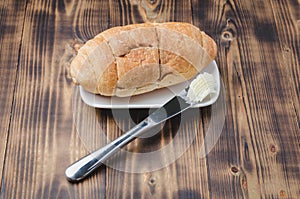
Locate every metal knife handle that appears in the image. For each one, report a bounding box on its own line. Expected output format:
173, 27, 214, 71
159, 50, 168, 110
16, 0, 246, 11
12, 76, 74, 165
65, 118, 155, 182
66, 94, 191, 182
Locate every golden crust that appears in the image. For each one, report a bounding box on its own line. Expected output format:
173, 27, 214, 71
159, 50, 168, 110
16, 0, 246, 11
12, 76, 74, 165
155, 22, 203, 45
116, 47, 160, 89
160, 50, 198, 80
69, 22, 217, 97
201, 31, 218, 60
117, 47, 159, 79
97, 62, 118, 96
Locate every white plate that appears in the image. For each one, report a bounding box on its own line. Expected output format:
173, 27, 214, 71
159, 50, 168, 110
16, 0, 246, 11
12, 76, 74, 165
79, 61, 220, 109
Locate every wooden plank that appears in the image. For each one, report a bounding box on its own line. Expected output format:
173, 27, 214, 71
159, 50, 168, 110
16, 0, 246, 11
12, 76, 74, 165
231, 0, 300, 197
193, 0, 300, 198
191, 1, 246, 198
0, 0, 109, 198
1, 0, 299, 198
0, 0, 26, 190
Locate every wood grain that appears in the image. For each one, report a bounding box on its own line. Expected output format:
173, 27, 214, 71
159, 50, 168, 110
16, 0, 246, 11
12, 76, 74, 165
0, 0, 27, 190
0, 0, 299, 198
0, 0, 107, 198
196, 0, 300, 198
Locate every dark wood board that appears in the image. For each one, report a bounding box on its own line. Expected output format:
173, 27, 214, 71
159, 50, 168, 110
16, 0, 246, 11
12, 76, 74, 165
0, 0, 299, 198
0, 0, 27, 189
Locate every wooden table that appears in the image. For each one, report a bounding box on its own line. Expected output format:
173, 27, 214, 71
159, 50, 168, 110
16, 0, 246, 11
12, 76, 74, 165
0, 0, 299, 198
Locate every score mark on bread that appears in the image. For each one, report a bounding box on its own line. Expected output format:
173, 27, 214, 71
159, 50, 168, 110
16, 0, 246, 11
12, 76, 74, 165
70, 22, 217, 97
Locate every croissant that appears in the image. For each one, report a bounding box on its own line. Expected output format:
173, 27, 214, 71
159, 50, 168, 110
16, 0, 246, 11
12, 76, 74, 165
70, 22, 217, 97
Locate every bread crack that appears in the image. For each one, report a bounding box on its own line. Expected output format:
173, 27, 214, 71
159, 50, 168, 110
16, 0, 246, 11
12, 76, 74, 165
154, 25, 163, 82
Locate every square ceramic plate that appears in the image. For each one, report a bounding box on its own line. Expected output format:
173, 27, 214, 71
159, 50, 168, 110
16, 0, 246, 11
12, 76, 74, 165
79, 61, 220, 109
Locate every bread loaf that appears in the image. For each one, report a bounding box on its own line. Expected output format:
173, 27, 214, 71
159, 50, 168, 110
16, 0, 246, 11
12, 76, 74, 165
70, 22, 217, 97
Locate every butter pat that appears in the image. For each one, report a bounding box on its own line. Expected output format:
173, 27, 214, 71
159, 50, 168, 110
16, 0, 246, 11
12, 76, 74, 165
187, 72, 217, 103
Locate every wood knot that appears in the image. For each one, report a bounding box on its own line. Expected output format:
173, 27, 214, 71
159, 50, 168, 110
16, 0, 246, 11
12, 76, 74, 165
148, 177, 157, 186
230, 166, 240, 175
220, 19, 237, 46
283, 46, 291, 53
144, 174, 157, 194
280, 190, 287, 198
269, 144, 277, 154
221, 30, 234, 41
241, 176, 247, 189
